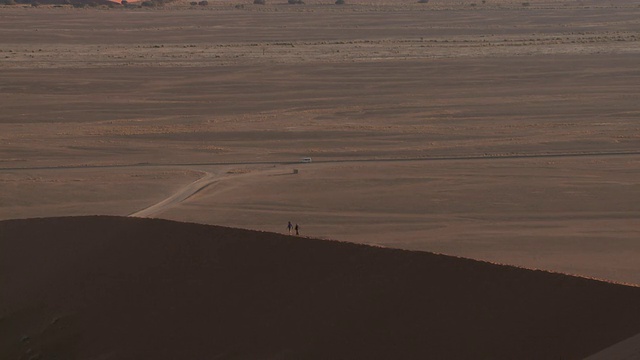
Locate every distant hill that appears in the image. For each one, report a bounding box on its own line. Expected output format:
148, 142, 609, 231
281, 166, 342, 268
4, 0, 164, 7
7, 0, 118, 6
1, 216, 639, 359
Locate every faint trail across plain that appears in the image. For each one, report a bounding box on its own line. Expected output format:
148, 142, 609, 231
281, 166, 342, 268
129, 171, 217, 218
129, 167, 287, 218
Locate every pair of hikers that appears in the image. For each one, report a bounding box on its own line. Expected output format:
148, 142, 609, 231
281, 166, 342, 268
287, 221, 300, 236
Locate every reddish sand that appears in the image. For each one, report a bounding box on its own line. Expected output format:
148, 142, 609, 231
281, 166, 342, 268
1, 216, 639, 359
587, 332, 640, 360
1, 4, 639, 287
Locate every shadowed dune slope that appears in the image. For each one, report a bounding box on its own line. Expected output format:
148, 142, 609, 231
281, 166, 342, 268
1, 216, 639, 360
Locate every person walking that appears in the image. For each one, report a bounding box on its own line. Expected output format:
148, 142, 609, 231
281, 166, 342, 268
295, 224, 299, 236
287, 221, 293, 235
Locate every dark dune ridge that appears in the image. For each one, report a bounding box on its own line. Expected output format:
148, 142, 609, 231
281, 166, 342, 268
1, 216, 639, 359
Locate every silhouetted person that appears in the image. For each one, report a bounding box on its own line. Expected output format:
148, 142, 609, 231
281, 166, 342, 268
295, 224, 299, 236
287, 221, 293, 235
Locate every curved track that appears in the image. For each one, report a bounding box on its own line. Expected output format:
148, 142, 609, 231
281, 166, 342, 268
5, 150, 639, 218
129, 172, 217, 218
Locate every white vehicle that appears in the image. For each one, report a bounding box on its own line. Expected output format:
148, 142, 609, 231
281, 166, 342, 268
301, 157, 312, 163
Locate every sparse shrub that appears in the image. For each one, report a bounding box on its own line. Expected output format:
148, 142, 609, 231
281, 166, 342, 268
253, 0, 265, 4
234, 3, 243, 7
30, 1, 39, 6
198, 0, 207, 5
288, 0, 303, 4
417, 0, 428, 2
190, 1, 197, 4
335, 0, 344, 4
522, 1, 530, 5
0, 0, 17, 5
141, 0, 154, 6
121, 0, 128, 4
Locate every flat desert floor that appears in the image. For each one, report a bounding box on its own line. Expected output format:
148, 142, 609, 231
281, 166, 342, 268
1, 0, 639, 284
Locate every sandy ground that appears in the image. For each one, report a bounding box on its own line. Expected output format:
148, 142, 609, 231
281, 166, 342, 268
1, 216, 640, 359
1, 2, 639, 285
587, 332, 640, 360
158, 156, 640, 285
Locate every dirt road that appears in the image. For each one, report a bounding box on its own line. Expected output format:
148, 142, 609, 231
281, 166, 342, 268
129, 171, 216, 218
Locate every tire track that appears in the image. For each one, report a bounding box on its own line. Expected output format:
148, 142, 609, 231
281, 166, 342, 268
129, 172, 218, 218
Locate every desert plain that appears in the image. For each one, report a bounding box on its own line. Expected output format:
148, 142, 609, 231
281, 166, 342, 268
2, 0, 640, 358
1, 0, 639, 282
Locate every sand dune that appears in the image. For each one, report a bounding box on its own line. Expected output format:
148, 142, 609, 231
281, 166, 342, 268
1, 216, 639, 359
586, 332, 640, 360
1, 4, 639, 289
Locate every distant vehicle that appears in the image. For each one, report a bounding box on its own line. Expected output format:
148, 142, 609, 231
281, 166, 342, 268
301, 157, 312, 163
